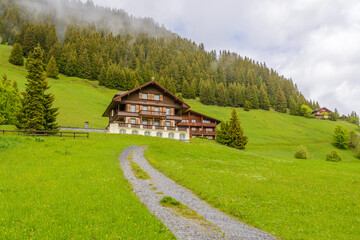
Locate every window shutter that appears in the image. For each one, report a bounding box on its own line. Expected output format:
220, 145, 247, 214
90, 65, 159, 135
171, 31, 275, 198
126, 118, 129, 123
136, 105, 139, 112
171, 121, 175, 126
139, 92, 142, 99
136, 118, 140, 124
171, 108, 175, 115
160, 95, 163, 101
126, 104, 130, 112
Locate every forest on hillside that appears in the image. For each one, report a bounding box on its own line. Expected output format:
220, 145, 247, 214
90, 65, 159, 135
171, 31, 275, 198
0, 0, 321, 115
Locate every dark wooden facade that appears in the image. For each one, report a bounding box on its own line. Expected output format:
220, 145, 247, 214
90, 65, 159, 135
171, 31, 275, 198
178, 110, 221, 140
103, 81, 190, 128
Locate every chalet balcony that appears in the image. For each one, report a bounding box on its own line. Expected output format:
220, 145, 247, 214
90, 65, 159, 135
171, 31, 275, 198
166, 115, 183, 121
117, 123, 188, 132
191, 130, 216, 135
139, 110, 166, 118
178, 122, 218, 127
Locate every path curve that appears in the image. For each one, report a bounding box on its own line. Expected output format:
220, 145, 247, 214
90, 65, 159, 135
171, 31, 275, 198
119, 146, 276, 240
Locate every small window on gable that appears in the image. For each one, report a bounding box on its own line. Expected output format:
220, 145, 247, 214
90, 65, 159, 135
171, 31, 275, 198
154, 95, 160, 101
142, 93, 148, 99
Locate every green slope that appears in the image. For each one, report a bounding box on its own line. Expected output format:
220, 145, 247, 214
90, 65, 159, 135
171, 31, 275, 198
0, 44, 117, 129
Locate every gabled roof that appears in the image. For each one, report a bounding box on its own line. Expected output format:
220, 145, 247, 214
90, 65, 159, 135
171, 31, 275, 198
113, 80, 190, 108
312, 107, 332, 114
184, 109, 221, 124
102, 80, 190, 117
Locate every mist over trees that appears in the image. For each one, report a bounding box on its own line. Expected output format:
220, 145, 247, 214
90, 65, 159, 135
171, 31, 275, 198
0, 0, 321, 113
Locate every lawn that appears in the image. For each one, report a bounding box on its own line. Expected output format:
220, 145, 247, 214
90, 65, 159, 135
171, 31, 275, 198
146, 138, 360, 240
0, 134, 175, 239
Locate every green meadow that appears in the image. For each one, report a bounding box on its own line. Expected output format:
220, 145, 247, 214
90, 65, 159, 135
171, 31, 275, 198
1, 43, 360, 239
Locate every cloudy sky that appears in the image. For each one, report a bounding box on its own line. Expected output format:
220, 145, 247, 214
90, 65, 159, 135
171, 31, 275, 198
90, 0, 360, 115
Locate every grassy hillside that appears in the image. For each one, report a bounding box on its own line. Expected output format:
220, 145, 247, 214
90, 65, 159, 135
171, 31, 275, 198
1, 43, 360, 240
0, 44, 117, 129
0, 134, 175, 239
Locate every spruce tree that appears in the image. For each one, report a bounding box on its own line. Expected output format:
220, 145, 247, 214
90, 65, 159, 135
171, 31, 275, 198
181, 79, 191, 99
244, 100, 251, 111
216, 83, 228, 106
259, 84, 270, 110
217, 108, 248, 149
78, 49, 91, 79
16, 45, 58, 130
275, 87, 287, 113
9, 43, 24, 66
289, 97, 299, 115
46, 56, 59, 79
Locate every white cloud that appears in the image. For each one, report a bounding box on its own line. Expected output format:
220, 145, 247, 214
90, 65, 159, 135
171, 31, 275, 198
90, 0, 360, 115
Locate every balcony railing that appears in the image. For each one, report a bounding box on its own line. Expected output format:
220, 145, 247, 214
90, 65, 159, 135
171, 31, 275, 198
117, 123, 187, 132
191, 130, 216, 135
139, 110, 166, 117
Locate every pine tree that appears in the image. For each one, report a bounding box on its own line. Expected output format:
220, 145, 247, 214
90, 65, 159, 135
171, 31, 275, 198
275, 87, 287, 113
216, 83, 228, 106
259, 84, 270, 110
9, 43, 24, 66
181, 79, 191, 99
217, 108, 248, 149
16, 45, 58, 130
46, 56, 59, 79
78, 49, 91, 79
289, 97, 299, 115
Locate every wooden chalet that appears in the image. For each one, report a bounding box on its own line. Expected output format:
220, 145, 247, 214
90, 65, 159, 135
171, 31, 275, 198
102, 80, 191, 141
312, 107, 332, 119
178, 110, 221, 140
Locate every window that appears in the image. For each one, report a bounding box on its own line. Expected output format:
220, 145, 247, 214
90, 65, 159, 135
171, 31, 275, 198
156, 132, 162, 137
166, 121, 171, 127
154, 107, 159, 112
191, 127, 197, 131
191, 119, 196, 123
132, 130, 138, 135
142, 106, 148, 111
142, 93, 148, 99
130, 118, 136, 124
142, 119, 148, 125
180, 134, 185, 140
154, 95, 160, 101
206, 128, 213, 132
166, 108, 171, 115
144, 132, 151, 136
203, 120, 211, 124
154, 120, 160, 126
130, 105, 136, 112
168, 133, 174, 139
182, 120, 189, 123
119, 130, 126, 134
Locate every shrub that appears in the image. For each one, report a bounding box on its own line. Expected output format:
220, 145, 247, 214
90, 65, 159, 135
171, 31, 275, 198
301, 104, 312, 118
349, 130, 360, 149
9, 43, 24, 66
294, 145, 309, 159
333, 125, 349, 149
326, 150, 342, 162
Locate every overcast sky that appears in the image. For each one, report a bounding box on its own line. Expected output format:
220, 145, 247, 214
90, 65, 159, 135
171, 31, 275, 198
90, 0, 360, 115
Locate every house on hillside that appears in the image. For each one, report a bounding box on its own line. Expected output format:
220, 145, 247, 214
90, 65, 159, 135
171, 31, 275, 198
102, 80, 221, 141
103, 80, 191, 140
178, 110, 221, 140
312, 107, 332, 119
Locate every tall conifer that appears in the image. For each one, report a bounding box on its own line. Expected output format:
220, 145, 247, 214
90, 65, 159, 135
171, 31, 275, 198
46, 56, 59, 79
9, 43, 24, 66
16, 45, 58, 130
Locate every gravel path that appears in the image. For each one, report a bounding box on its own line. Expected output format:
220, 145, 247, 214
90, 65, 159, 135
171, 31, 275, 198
119, 146, 276, 240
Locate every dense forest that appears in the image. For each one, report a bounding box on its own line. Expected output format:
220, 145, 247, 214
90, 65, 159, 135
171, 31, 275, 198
0, 0, 321, 115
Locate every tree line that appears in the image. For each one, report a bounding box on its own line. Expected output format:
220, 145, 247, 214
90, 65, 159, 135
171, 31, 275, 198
0, 0, 321, 115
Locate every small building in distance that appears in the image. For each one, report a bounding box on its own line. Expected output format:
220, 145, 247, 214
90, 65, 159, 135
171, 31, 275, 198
312, 107, 332, 119
178, 109, 221, 140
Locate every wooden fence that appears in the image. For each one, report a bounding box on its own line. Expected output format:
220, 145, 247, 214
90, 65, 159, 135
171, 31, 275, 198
0, 129, 89, 138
